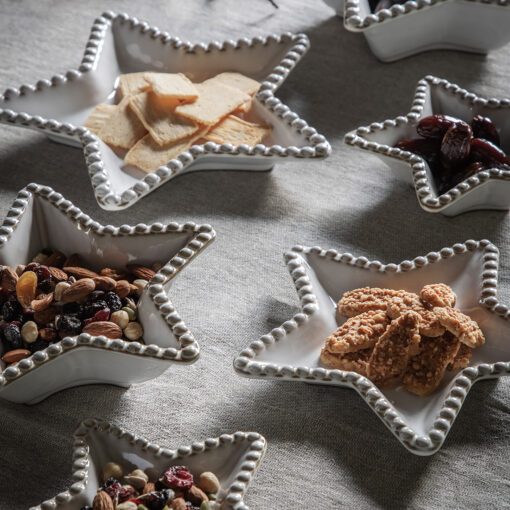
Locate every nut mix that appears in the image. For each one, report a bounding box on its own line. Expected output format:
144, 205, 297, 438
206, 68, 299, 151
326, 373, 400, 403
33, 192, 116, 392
395, 114, 509, 195
0, 249, 156, 368
321, 284, 485, 396
80, 461, 221, 510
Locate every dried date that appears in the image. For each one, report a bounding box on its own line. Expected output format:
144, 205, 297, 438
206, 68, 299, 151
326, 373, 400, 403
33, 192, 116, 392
395, 138, 439, 163
416, 115, 460, 140
470, 138, 509, 167
471, 115, 500, 147
440, 124, 472, 168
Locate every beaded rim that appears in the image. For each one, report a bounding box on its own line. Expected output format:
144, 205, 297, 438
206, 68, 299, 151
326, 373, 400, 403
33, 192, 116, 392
233, 239, 510, 455
344, 0, 510, 30
0, 11, 331, 211
0, 184, 216, 390
344, 75, 510, 213
31, 417, 266, 510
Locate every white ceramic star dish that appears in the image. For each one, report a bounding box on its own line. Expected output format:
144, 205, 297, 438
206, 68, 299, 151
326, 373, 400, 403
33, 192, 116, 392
0, 184, 215, 405
343, 0, 510, 61
234, 240, 510, 455
31, 418, 266, 510
345, 75, 510, 216
0, 11, 331, 211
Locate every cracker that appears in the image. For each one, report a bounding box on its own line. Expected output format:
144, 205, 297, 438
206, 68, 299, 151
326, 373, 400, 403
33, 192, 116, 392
84, 104, 116, 135
213, 72, 260, 95
175, 80, 250, 126
124, 129, 208, 173
129, 92, 199, 146
204, 115, 270, 146
143, 72, 198, 101
118, 73, 150, 99
97, 97, 147, 150
235, 99, 253, 114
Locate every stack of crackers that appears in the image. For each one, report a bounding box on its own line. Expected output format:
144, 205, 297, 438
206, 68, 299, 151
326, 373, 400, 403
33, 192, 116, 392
85, 71, 272, 173
320, 284, 485, 396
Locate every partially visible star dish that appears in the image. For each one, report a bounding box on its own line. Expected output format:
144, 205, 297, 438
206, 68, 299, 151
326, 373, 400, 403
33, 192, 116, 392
345, 75, 510, 216
0, 184, 215, 404
234, 239, 510, 455
0, 11, 331, 211
31, 418, 266, 510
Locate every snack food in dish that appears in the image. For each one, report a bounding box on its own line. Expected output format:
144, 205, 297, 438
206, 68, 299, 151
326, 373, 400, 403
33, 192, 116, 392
84, 71, 272, 173
395, 114, 509, 195
0, 249, 157, 369
321, 284, 484, 396
80, 462, 221, 510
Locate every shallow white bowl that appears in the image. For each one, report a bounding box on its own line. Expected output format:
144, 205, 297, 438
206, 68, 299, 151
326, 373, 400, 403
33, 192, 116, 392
345, 75, 510, 216
343, 0, 510, 62
0, 184, 215, 404
0, 11, 331, 211
234, 240, 510, 455
31, 418, 266, 510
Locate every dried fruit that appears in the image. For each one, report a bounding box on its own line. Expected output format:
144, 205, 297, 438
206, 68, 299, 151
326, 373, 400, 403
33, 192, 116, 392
104, 291, 122, 312
33, 306, 57, 326
471, 115, 500, 146
39, 327, 57, 342
142, 482, 156, 495
83, 321, 122, 339
16, 271, 37, 308
440, 123, 472, 168
3, 323, 22, 349
56, 315, 82, 336
416, 114, 459, 139
61, 278, 96, 303
470, 137, 509, 166
84, 308, 111, 325
161, 466, 194, 491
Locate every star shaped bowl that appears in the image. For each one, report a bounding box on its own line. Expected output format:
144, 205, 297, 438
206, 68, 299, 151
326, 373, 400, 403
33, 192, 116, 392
345, 75, 510, 216
0, 11, 331, 211
31, 418, 266, 510
343, 0, 510, 61
234, 239, 510, 455
0, 183, 215, 405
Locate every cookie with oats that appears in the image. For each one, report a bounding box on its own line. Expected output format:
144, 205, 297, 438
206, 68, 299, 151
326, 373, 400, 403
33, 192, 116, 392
338, 287, 416, 317
448, 343, 472, 371
320, 347, 372, 376
324, 311, 389, 354
433, 307, 485, 348
420, 283, 456, 309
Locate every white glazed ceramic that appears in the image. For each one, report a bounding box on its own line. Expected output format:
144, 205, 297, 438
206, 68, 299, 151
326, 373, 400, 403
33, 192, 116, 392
343, 0, 510, 62
0, 184, 215, 404
234, 240, 510, 455
31, 418, 266, 510
345, 75, 510, 217
0, 11, 331, 211
323, 0, 345, 15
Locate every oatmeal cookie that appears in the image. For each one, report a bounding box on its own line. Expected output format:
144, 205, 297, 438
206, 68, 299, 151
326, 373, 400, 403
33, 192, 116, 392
320, 347, 371, 376
324, 311, 390, 354
448, 343, 472, 371
367, 312, 421, 386
420, 283, 456, 309
387, 297, 445, 337
403, 332, 460, 396
433, 307, 485, 348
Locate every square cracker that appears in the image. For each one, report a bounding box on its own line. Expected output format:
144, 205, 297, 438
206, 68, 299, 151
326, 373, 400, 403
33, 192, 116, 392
124, 128, 208, 173
212, 72, 260, 96
144, 72, 198, 101
97, 97, 147, 150
205, 115, 271, 146
130, 92, 199, 146
175, 80, 250, 126
84, 103, 116, 135
118, 72, 150, 99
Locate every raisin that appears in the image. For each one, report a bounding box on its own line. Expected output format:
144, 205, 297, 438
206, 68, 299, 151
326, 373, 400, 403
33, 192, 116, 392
80, 300, 108, 320
62, 302, 81, 315
3, 323, 22, 350
160, 466, 194, 490
38, 278, 54, 293
416, 115, 461, 139
470, 137, 510, 166
2, 299, 22, 322
440, 123, 472, 168
104, 292, 122, 312
29, 338, 49, 353
471, 115, 500, 146
56, 315, 82, 336
87, 290, 105, 302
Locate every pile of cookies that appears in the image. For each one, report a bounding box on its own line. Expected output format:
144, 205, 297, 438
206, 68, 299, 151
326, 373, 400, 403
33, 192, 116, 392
85, 71, 271, 173
320, 284, 485, 396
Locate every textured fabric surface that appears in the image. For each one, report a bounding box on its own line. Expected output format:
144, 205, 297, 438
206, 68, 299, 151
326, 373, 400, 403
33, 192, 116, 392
0, 1, 509, 508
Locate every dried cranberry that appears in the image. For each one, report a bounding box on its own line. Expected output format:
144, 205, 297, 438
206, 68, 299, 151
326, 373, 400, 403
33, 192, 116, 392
100, 478, 123, 502
118, 485, 136, 503
104, 292, 122, 312
3, 323, 21, 350
440, 123, 472, 168
84, 308, 110, 325
416, 114, 460, 139
160, 466, 193, 490
2, 299, 22, 322
470, 137, 510, 166
56, 315, 82, 336
471, 115, 500, 147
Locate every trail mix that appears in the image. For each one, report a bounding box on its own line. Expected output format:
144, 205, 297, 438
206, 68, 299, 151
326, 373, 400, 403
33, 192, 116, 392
81, 461, 221, 510
395, 113, 509, 195
0, 249, 158, 367
320, 284, 485, 396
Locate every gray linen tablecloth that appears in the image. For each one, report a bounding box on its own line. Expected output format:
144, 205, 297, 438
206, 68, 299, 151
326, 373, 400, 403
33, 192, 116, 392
0, 1, 509, 508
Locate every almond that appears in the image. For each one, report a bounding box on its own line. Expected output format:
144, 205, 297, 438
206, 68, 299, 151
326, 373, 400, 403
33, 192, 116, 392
100, 268, 127, 281
187, 485, 209, 505
142, 482, 156, 494
115, 280, 131, 298
45, 251, 66, 268
61, 278, 95, 303
64, 253, 81, 267
93, 276, 117, 291
93, 491, 115, 510
127, 264, 156, 281
16, 271, 37, 308
31, 293, 54, 312
2, 348, 31, 364
48, 266, 68, 281
64, 266, 99, 279
83, 321, 122, 339
1, 266, 18, 291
